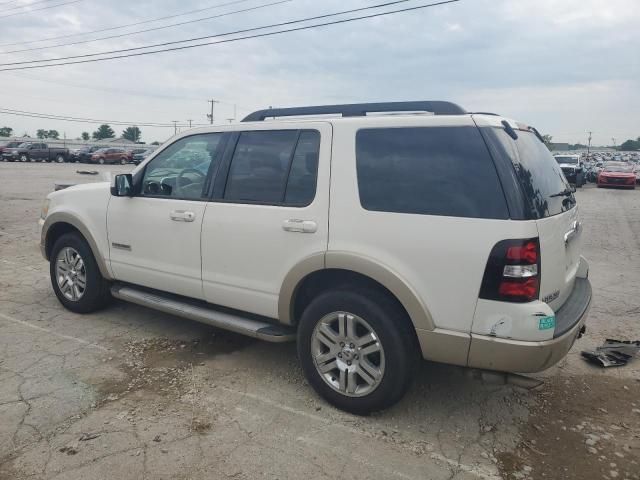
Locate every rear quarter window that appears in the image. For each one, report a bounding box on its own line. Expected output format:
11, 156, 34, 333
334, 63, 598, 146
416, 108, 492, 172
355, 126, 509, 219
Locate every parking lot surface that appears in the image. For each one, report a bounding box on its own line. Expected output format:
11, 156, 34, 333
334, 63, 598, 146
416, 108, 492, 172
1, 163, 639, 480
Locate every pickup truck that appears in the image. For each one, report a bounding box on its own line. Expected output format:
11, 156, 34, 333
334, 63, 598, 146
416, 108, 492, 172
3, 142, 69, 163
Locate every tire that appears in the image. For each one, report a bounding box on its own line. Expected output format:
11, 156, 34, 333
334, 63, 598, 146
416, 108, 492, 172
19, 154, 28, 163
98, 158, 105, 165
120, 157, 127, 165
50, 232, 111, 313
56, 155, 65, 163
297, 288, 416, 415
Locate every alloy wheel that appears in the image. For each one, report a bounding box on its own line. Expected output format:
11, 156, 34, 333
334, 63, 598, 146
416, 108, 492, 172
311, 312, 385, 397
55, 247, 87, 301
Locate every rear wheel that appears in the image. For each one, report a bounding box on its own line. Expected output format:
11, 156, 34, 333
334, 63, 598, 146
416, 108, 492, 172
56, 155, 65, 163
120, 157, 127, 165
50, 232, 111, 313
19, 154, 28, 162
98, 158, 105, 165
297, 288, 416, 415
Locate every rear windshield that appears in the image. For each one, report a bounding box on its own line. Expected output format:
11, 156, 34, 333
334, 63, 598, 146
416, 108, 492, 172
355, 126, 509, 219
489, 129, 575, 219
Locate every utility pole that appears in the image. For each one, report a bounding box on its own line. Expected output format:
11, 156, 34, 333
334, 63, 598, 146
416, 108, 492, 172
207, 99, 220, 124
187, 119, 193, 128
172, 121, 179, 135
226, 118, 234, 124
587, 131, 592, 154
612, 137, 616, 150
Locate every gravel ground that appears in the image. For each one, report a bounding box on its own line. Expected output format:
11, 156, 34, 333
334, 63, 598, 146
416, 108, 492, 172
0, 162, 638, 480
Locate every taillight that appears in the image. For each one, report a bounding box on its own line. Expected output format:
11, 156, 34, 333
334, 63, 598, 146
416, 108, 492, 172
479, 238, 541, 303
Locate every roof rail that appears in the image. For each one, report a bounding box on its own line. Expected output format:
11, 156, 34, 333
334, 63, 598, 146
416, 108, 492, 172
242, 101, 467, 122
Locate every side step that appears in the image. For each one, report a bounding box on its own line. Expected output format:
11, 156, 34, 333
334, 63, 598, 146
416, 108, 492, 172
111, 284, 295, 343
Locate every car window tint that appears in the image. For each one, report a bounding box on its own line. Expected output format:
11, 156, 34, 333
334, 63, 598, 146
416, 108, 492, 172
224, 130, 299, 204
356, 126, 509, 219
284, 130, 320, 206
141, 133, 223, 200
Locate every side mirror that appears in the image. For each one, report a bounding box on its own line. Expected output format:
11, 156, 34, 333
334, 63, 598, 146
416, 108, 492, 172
111, 173, 134, 197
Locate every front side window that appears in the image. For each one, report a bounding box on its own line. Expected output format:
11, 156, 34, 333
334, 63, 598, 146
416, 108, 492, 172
356, 126, 509, 219
141, 133, 224, 200
224, 129, 320, 206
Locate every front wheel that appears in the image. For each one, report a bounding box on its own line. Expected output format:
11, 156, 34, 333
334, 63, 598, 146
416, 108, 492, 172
50, 232, 111, 313
19, 154, 28, 162
120, 157, 127, 165
98, 158, 105, 165
297, 289, 416, 415
56, 155, 65, 163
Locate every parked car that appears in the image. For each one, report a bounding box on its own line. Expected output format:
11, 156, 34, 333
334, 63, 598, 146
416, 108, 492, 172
69, 145, 102, 163
554, 154, 586, 187
39, 101, 591, 414
4, 142, 68, 163
597, 162, 636, 189
0, 140, 24, 161
130, 148, 154, 165
89, 148, 132, 165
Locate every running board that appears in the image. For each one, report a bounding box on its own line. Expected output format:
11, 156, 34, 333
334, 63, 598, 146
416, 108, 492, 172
111, 285, 295, 343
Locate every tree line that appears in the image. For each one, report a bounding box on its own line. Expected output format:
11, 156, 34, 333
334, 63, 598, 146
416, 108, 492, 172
543, 134, 639, 151
0, 125, 143, 143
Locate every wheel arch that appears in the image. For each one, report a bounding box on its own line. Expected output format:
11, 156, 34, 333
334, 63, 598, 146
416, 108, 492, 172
279, 252, 435, 332
42, 213, 113, 280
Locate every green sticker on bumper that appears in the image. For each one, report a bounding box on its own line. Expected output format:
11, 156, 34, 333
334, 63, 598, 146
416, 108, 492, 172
538, 316, 556, 330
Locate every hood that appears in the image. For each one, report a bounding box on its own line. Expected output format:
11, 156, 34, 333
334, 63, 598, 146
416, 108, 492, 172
558, 163, 579, 169
48, 180, 111, 199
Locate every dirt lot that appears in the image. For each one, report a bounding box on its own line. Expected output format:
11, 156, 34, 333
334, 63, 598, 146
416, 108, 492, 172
0, 162, 639, 480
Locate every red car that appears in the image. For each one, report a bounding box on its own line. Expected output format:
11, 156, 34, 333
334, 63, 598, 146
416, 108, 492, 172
89, 147, 132, 165
597, 162, 636, 189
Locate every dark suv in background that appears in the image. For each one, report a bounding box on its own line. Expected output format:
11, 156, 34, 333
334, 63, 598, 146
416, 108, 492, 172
69, 145, 102, 163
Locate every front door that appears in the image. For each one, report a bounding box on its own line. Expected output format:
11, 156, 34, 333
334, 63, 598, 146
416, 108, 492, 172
201, 123, 331, 319
107, 132, 227, 299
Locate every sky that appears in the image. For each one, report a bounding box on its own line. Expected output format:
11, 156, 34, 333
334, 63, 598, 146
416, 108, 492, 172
0, 0, 638, 145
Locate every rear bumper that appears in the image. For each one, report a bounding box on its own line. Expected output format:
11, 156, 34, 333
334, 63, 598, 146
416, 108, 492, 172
466, 277, 592, 373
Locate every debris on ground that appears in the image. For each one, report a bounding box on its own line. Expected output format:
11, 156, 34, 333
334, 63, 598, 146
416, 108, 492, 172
78, 432, 101, 442
581, 339, 640, 367
76, 170, 99, 175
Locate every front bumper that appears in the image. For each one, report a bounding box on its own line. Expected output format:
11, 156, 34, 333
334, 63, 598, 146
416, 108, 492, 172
467, 277, 592, 373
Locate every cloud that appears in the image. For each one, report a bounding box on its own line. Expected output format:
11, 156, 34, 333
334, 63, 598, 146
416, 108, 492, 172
0, 0, 637, 144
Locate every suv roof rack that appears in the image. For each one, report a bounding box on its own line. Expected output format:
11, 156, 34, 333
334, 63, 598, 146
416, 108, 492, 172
242, 101, 467, 122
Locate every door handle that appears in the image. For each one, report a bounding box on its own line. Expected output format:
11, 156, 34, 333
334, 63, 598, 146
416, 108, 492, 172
564, 220, 581, 245
170, 210, 196, 222
282, 219, 317, 233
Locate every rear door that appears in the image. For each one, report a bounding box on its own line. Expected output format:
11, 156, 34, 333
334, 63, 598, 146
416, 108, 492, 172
200, 123, 331, 319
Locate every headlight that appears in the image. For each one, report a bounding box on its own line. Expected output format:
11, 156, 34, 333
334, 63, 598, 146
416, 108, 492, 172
40, 198, 50, 220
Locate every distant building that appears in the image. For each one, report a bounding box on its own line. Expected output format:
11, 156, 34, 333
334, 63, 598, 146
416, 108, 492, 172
551, 143, 570, 151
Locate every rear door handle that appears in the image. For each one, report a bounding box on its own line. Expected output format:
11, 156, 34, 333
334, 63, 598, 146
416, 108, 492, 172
282, 219, 317, 233
170, 210, 196, 222
564, 220, 581, 245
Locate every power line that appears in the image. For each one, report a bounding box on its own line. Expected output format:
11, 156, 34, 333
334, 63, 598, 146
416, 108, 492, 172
0, 0, 81, 20
0, 0, 458, 69
1, 0, 60, 13
0, 0, 255, 47
0, 0, 291, 55
0, 107, 204, 127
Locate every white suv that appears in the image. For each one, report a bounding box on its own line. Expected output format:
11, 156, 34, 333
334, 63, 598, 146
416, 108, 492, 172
40, 102, 592, 414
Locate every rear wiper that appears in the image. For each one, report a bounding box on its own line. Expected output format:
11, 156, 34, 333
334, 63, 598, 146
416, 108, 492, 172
549, 188, 574, 198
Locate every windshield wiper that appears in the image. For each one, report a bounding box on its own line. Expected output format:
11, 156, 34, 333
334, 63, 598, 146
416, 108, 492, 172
549, 188, 574, 198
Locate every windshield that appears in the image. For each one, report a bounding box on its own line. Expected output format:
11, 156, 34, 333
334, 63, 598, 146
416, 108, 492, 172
603, 164, 633, 173
555, 156, 579, 164
17, 143, 30, 148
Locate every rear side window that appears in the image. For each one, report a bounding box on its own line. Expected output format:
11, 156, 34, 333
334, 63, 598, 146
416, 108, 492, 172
356, 126, 509, 219
224, 130, 319, 206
